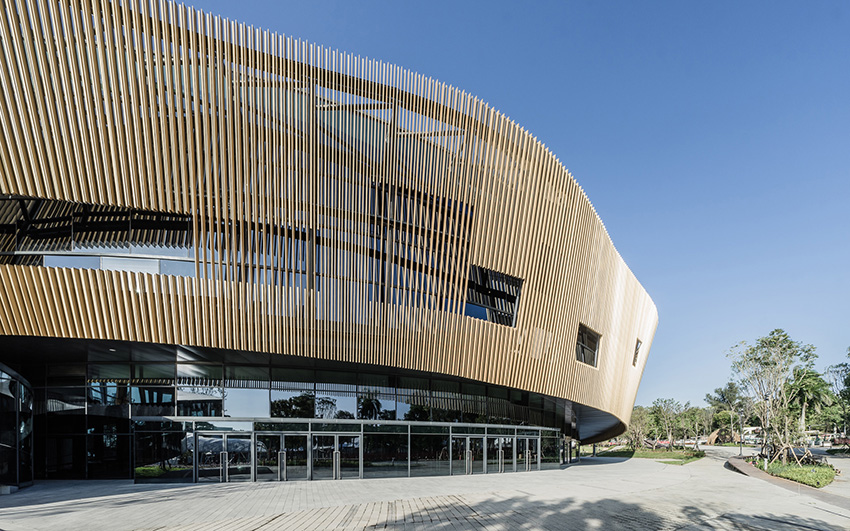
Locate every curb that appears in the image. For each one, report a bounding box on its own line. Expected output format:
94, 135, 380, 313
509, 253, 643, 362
726, 456, 850, 511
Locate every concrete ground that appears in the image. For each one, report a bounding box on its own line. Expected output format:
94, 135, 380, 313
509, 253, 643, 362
809, 447, 850, 499
1, 446, 849, 530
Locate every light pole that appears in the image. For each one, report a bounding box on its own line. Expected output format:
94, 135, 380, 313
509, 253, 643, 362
763, 400, 770, 470
739, 409, 744, 457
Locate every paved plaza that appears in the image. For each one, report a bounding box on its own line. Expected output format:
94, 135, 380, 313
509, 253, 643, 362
2, 447, 849, 530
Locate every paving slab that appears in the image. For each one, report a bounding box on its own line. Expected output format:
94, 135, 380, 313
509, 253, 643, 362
1, 446, 849, 530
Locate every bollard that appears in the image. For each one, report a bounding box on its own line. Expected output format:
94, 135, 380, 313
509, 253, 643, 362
278, 451, 287, 481
333, 450, 341, 480
220, 451, 229, 482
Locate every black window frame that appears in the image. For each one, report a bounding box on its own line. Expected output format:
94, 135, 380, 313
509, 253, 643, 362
575, 324, 600, 367
632, 339, 642, 367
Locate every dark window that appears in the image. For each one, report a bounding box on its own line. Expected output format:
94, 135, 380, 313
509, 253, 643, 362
575, 324, 600, 367
465, 265, 523, 326
0, 197, 192, 263
271, 391, 315, 418
633, 339, 642, 367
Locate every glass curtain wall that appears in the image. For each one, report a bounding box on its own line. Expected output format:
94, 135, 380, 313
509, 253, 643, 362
1, 336, 574, 481
143, 418, 560, 483
0, 364, 34, 489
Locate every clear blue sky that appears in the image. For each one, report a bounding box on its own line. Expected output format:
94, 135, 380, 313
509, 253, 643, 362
191, 1, 850, 407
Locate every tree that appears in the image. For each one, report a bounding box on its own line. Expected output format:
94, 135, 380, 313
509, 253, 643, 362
713, 410, 736, 443
651, 398, 683, 450
705, 381, 752, 443
788, 368, 832, 432
810, 402, 842, 434
729, 329, 816, 464
705, 381, 745, 412
679, 406, 704, 448
826, 350, 850, 434
699, 407, 714, 437
626, 406, 650, 450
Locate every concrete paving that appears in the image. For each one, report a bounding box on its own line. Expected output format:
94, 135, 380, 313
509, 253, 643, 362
1, 446, 849, 530
809, 448, 850, 500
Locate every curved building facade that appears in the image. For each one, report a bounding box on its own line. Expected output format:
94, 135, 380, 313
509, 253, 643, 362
0, 0, 656, 482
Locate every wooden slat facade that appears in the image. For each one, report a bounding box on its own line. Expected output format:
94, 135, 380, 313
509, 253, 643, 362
0, 0, 657, 436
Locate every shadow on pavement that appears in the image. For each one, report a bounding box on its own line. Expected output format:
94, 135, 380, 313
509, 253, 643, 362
567, 456, 631, 464
397, 493, 849, 530
0, 480, 214, 510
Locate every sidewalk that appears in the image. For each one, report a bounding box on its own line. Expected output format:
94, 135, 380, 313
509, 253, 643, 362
1, 446, 848, 530
810, 448, 850, 499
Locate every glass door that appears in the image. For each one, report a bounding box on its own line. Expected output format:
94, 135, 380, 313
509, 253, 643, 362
451, 436, 467, 475
519, 438, 538, 472
518, 438, 528, 472
502, 437, 516, 472
225, 434, 253, 482
338, 435, 361, 479
527, 438, 539, 471
312, 435, 335, 480
486, 437, 501, 473
284, 435, 309, 481
255, 434, 282, 481
196, 433, 224, 482
451, 436, 484, 475
469, 437, 484, 475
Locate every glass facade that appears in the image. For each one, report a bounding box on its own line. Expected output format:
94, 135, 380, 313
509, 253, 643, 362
131, 417, 560, 483
0, 336, 575, 482
0, 364, 33, 489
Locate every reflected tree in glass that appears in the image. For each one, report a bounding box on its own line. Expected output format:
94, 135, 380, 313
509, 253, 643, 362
358, 395, 382, 420
315, 397, 337, 419
404, 405, 431, 421
271, 392, 315, 418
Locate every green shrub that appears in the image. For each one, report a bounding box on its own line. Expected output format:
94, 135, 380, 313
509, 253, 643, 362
594, 448, 704, 464
749, 459, 835, 488
134, 466, 192, 478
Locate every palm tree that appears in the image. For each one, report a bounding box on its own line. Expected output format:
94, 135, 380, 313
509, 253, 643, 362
789, 368, 833, 432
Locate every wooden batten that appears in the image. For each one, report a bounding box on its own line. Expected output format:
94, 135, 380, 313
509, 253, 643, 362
0, 0, 657, 431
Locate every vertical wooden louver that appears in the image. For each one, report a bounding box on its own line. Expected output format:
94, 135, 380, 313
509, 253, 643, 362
0, 0, 657, 431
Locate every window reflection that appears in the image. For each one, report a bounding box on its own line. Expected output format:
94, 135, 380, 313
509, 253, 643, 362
357, 393, 396, 420
271, 391, 315, 418
88, 383, 130, 418
177, 387, 223, 417
0, 365, 34, 487
363, 433, 407, 478
131, 387, 174, 416
6, 336, 576, 483
224, 388, 269, 418
102, 257, 159, 274
43, 255, 100, 270
315, 388, 356, 420
410, 434, 449, 477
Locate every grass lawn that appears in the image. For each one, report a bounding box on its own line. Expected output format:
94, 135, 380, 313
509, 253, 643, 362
594, 448, 705, 464
135, 466, 193, 478
752, 460, 835, 488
